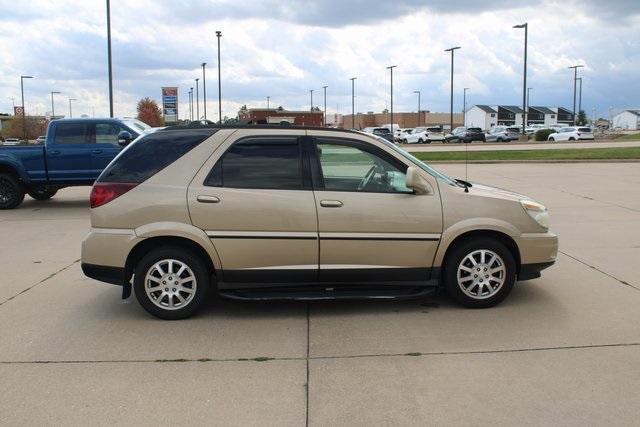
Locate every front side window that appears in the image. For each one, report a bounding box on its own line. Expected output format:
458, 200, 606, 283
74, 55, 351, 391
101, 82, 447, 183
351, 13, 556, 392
206, 138, 303, 190
95, 123, 128, 145
54, 122, 92, 144
316, 141, 410, 193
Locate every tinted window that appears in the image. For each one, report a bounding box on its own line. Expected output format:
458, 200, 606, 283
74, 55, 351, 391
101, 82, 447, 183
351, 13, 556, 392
96, 123, 128, 145
578, 127, 591, 132
316, 140, 410, 193
98, 129, 215, 184
54, 122, 92, 144
468, 128, 482, 132
206, 138, 303, 190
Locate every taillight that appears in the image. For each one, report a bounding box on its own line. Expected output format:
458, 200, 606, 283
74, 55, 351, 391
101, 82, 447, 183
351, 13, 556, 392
90, 182, 137, 208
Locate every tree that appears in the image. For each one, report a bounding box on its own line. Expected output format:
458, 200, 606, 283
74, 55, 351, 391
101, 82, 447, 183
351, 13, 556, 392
576, 110, 587, 126
136, 97, 165, 127
0, 116, 47, 140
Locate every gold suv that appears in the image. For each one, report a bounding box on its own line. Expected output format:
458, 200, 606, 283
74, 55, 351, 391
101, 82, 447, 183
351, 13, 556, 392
81, 126, 557, 319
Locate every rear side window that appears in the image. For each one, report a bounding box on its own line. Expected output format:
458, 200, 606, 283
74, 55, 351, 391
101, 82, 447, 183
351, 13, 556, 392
578, 128, 591, 132
54, 122, 93, 144
205, 138, 303, 190
98, 129, 215, 183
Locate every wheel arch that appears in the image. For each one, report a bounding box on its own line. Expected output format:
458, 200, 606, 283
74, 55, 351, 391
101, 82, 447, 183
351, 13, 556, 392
0, 161, 27, 183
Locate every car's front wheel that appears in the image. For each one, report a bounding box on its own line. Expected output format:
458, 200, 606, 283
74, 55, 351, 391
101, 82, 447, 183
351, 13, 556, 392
443, 238, 516, 308
548, 137, 555, 142
418, 138, 424, 144
0, 173, 25, 210
28, 186, 58, 201
134, 247, 210, 320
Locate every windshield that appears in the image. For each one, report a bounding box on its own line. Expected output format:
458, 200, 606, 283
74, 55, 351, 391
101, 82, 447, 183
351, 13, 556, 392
367, 134, 458, 186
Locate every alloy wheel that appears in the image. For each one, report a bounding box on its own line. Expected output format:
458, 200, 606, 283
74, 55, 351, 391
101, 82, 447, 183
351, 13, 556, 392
456, 249, 506, 300
144, 259, 197, 310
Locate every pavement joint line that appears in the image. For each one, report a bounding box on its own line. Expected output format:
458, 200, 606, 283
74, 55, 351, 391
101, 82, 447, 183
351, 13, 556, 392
305, 303, 310, 427
2, 342, 639, 366
559, 251, 639, 291
0, 259, 80, 307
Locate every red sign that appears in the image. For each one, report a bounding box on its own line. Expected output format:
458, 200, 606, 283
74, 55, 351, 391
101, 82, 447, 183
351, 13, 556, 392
14, 106, 24, 116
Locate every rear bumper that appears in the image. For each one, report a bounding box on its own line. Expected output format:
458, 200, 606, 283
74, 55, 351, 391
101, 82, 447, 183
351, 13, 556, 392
81, 263, 126, 286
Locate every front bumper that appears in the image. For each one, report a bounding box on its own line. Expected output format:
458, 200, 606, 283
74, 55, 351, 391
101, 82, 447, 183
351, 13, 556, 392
515, 231, 558, 280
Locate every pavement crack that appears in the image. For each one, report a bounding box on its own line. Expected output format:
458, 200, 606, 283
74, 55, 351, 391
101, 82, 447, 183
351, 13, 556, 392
2, 342, 639, 366
559, 251, 639, 291
0, 259, 80, 307
305, 302, 311, 427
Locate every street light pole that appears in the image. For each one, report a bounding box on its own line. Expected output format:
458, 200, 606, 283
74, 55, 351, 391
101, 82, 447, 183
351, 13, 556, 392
527, 87, 533, 112
350, 77, 357, 129
413, 90, 421, 127
106, 0, 114, 117
195, 78, 200, 120
444, 47, 460, 133
309, 89, 314, 111
322, 86, 328, 126
216, 31, 222, 124
189, 88, 193, 121
266, 96, 270, 123
68, 98, 77, 118
201, 63, 207, 121
50, 91, 60, 118
387, 65, 397, 135
463, 88, 469, 127
20, 75, 33, 141
577, 77, 583, 116
513, 23, 528, 135
569, 65, 584, 125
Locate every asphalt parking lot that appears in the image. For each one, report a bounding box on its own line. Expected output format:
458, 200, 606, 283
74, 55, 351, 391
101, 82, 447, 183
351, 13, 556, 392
1, 162, 639, 426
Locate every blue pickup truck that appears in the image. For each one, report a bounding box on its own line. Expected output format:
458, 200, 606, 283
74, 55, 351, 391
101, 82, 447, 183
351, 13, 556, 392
0, 118, 150, 209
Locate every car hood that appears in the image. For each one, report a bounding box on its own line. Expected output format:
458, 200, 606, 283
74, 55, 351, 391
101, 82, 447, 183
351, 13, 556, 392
468, 182, 531, 202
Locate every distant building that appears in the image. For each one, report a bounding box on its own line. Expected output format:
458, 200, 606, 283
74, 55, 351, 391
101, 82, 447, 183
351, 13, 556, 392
341, 111, 462, 130
465, 105, 571, 129
612, 110, 640, 130
238, 108, 323, 126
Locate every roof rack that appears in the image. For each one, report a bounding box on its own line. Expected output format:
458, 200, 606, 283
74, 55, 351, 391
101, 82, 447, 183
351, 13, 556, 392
162, 122, 356, 133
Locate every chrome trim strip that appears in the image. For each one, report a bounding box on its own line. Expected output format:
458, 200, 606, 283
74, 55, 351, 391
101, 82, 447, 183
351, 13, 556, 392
206, 231, 317, 239
319, 232, 441, 241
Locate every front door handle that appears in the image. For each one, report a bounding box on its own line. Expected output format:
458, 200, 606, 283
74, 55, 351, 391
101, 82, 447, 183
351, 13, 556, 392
320, 200, 343, 208
197, 195, 221, 204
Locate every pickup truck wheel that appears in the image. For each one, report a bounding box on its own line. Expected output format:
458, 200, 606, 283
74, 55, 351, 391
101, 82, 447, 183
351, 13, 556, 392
134, 247, 210, 320
0, 173, 25, 210
443, 238, 516, 308
28, 187, 58, 201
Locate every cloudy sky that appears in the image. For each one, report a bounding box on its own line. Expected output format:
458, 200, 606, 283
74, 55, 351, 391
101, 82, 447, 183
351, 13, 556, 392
1, 0, 638, 121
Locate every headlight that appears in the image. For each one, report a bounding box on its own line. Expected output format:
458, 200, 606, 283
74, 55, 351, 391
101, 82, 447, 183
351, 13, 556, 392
520, 199, 549, 229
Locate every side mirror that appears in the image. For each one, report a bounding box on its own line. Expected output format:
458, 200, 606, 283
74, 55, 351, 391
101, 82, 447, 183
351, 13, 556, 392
405, 166, 433, 195
117, 131, 133, 147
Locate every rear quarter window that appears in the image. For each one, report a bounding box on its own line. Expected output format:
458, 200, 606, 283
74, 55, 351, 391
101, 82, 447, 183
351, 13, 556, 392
578, 128, 592, 132
98, 129, 216, 184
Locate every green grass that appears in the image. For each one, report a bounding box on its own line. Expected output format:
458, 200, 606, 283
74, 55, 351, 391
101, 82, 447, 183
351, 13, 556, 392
613, 133, 640, 141
412, 146, 640, 162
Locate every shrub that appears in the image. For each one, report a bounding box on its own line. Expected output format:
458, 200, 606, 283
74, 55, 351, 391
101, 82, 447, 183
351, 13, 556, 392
535, 129, 555, 141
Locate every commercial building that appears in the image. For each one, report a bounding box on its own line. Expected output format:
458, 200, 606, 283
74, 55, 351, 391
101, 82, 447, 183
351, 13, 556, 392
238, 108, 324, 126
341, 111, 463, 130
612, 110, 640, 130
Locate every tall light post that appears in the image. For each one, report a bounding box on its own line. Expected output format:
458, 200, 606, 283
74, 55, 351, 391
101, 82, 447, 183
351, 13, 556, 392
50, 91, 61, 118
444, 47, 460, 133
569, 65, 584, 125
68, 98, 77, 118
201, 63, 207, 121
513, 23, 528, 135
577, 77, 583, 116
309, 89, 314, 110
216, 31, 222, 124
20, 75, 34, 141
195, 78, 200, 120
413, 90, 421, 127
350, 77, 357, 129
189, 87, 194, 121
322, 86, 328, 126
266, 96, 270, 123
387, 65, 397, 134
463, 87, 469, 127
527, 87, 533, 112
106, 0, 114, 117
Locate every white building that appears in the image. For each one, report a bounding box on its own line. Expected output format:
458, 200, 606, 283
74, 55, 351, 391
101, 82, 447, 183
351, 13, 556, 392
612, 110, 640, 130
465, 105, 497, 129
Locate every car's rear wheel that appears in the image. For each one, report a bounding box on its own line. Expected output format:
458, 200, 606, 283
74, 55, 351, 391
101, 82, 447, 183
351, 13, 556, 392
134, 247, 210, 320
443, 238, 516, 308
418, 138, 424, 144
569, 137, 575, 141
28, 186, 58, 201
0, 173, 25, 210
548, 137, 555, 142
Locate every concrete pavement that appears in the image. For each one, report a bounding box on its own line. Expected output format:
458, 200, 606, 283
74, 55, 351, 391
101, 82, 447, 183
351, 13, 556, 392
1, 163, 640, 425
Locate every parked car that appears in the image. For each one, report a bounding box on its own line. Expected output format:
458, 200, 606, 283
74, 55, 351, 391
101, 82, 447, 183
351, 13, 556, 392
485, 126, 521, 142
446, 127, 486, 143
35, 135, 46, 144
3, 138, 20, 146
415, 127, 446, 143
395, 128, 414, 142
547, 126, 594, 142
525, 124, 547, 134
369, 127, 394, 143
81, 125, 558, 319
0, 118, 144, 209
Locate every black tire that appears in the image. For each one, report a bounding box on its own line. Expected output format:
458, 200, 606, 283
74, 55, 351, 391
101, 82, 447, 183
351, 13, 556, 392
0, 173, 25, 210
133, 246, 210, 320
425, 139, 431, 144
28, 187, 58, 201
418, 138, 424, 144
443, 238, 517, 308
548, 137, 555, 142
569, 137, 575, 141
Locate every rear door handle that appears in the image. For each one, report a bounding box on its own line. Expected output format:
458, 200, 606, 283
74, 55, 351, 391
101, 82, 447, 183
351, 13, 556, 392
92, 149, 103, 154
320, 200, 343, 208
197, 195, 221, 204
49, 150, 61, 155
